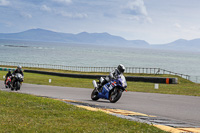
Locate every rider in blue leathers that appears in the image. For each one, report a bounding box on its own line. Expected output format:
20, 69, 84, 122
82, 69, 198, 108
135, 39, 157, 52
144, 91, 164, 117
97, 64, 125, 92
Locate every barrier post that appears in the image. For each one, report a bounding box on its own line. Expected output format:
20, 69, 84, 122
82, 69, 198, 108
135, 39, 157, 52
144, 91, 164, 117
155, 84, 159, 89
166, 78, 169, 84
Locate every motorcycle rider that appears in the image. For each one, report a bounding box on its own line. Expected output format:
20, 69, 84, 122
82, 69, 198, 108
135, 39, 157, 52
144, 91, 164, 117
97, 64, 126, 91
4, 70, 12, 85
12, 65, 24, 76
11, 65, 24, 86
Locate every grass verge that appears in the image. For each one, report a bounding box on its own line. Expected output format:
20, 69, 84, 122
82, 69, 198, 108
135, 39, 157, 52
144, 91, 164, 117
0, 91, 167, 132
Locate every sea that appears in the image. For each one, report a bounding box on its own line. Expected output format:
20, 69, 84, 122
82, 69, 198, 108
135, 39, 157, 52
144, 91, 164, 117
0, 40, 200, 83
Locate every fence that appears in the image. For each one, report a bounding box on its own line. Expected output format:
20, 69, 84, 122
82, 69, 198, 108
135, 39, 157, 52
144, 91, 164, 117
190, 76, 200, 83
0, 61, 191, 81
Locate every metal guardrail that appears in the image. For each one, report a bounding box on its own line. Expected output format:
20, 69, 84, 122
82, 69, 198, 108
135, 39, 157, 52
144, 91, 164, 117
0, 61, 191, 81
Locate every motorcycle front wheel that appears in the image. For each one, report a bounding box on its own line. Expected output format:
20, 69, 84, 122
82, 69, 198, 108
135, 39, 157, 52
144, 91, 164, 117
15, 82, 20, 91
109, 88, 122, 103
91, 89, 99, 101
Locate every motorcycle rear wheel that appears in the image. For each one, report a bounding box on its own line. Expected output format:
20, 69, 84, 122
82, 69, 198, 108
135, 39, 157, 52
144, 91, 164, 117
8, 81, 11, 88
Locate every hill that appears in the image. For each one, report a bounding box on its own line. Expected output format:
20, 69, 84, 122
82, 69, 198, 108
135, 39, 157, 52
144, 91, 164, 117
0, 28, 149, 47
165, 39, 200, 50
150, 38, 200, 51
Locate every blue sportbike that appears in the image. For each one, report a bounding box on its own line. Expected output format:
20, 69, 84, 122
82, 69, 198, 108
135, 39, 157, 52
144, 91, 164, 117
91, 74, 127, 103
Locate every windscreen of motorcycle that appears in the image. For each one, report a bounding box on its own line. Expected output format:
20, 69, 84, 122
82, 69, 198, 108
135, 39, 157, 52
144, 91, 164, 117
118, 74, 127, 88
16, 73, 23, 78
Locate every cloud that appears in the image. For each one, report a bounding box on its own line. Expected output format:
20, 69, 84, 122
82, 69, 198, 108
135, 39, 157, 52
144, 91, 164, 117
52, 0, 72, 5
174, 23, 181, 29
173, 23, 200, 39
0, 21, 12, 27
126, 0, 147, 16
55, 10, 88, 19
39, 2, 87, 19
41, 5, 52, 12
0, 0, 10, 6
123, 0, 152, 23
20, 12, 32, 19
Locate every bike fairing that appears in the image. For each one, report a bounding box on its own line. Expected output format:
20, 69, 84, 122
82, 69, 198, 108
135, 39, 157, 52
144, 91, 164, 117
5, 70, 12, 84
97, 75, 127, 100
5, 76, 12, 88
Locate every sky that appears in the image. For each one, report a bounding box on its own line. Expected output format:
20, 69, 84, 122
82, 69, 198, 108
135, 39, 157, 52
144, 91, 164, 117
0, 0, 200, 44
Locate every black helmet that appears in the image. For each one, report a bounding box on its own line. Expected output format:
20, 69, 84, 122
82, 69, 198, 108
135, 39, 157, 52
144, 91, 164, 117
8, 70, 11, 73
117, 64, 125, 73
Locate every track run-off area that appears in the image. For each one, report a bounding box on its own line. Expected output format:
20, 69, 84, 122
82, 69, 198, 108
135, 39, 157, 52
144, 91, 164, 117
1, 81, 200, 133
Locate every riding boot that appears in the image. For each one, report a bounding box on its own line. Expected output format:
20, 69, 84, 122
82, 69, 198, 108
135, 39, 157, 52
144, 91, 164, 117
97, 79, 108, 92
97, 85, 102, 92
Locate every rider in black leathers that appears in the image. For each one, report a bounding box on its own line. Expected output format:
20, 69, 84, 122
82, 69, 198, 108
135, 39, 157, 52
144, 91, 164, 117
12, 66, 24, 76
11, 65, 24, 86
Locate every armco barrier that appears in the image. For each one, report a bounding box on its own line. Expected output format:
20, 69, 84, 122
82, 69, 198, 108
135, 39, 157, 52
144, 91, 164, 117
126, 76, 178, 84
24, 69, 105, 79
0, 67, 15, 71
24, 69, 178, 84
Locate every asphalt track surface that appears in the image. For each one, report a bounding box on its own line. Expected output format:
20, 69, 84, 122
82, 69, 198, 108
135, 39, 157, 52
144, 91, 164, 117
1, 81, 200, 127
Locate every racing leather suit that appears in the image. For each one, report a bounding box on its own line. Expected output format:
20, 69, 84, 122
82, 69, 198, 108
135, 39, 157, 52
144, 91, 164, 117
98, 68, 122, 91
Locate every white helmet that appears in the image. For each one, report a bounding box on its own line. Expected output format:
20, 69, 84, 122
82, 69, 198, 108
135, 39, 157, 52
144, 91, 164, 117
17, 65, 22, 70
117, 64, 125, 73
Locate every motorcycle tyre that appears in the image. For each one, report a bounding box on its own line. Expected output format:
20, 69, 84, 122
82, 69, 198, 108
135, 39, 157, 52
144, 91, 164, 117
8, 82, 11, 88
109, 89, 122, 103
91, 89, 99, 101
16, 82, 20, 91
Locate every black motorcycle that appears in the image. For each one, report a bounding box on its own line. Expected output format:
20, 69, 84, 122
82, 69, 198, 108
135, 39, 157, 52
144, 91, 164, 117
11, 73, 23, 91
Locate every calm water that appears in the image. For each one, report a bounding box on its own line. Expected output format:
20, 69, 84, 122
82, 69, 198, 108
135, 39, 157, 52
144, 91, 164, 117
0, 40, 200, 82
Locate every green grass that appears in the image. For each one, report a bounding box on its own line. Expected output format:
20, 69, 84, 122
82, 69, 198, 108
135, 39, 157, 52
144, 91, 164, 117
0, 91, 167, 133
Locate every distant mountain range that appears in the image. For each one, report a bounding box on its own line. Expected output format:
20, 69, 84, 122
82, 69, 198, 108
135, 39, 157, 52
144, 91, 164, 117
0, 28, 148, 47
0, 28, 200, 51
164, 39, 200, 50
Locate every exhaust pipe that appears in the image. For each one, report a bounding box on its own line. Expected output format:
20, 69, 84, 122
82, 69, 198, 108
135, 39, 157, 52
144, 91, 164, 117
93, 80, 97, 88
